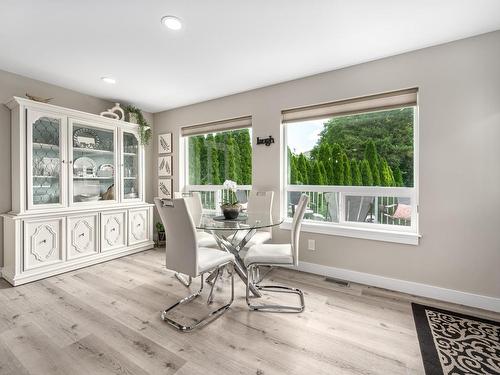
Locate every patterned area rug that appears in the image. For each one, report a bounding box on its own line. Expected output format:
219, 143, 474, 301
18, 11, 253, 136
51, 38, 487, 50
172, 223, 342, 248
412, 303, 500, 375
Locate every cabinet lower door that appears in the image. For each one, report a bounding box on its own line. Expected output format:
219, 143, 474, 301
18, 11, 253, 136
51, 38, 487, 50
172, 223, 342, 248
128, 208, 150, 245
67, 214, 99, 260
23, 218, 64, 271
101, 211, 127, 252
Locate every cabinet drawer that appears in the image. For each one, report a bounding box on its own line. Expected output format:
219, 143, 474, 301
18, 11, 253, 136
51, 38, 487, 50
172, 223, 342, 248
128, 208, 150, 245
23, 218, 64, 271
67, 214, 99, 260
101, 211, 127, 252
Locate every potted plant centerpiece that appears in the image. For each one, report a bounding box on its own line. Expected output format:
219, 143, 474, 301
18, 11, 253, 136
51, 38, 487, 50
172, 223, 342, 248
220, 180, 241, 220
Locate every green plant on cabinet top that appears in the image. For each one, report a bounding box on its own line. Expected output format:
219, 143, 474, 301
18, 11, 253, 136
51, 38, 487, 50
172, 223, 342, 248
124, 105, 152, 145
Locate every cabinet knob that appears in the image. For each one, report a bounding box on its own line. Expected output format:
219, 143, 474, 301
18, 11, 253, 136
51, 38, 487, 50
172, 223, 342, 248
79, 233, 85, 237
69, 160, 73, 164
111, 228, 116, 232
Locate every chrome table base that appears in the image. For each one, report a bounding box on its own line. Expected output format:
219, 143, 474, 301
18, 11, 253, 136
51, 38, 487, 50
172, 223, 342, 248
210, 228, 262, 297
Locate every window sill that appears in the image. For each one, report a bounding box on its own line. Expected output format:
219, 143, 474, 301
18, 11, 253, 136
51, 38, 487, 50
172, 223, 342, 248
279, 219, 420, 245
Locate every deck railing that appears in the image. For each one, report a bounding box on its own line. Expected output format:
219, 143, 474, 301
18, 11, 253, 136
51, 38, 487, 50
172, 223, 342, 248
185, 184, 416, 232
185, 185, 252, 212
286, 185, 416, 231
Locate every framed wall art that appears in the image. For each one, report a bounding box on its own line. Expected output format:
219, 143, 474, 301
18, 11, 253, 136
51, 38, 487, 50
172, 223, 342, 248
158, 178, 172, 199
158, 133, 172, 154
158, 155, 172, 177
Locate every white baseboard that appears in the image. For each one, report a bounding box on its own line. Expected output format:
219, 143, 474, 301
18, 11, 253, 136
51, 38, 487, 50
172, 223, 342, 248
295, 261, 500, 313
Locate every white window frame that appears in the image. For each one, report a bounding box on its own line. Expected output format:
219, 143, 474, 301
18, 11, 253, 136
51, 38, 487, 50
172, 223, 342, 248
281, 106, 420, 245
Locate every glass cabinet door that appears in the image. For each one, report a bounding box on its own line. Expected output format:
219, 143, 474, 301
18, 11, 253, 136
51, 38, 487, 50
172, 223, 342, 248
69, 120, 117, 204
122, 131, 141, 201
27, 111, 67, 209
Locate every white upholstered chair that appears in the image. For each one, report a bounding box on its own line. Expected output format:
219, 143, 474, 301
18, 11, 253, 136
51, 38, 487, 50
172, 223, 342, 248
244, 194, 309, 312
154, 197, 235, 332
172, 192, 219, 287
173, 192, 218, 248
239, 190, 274, 249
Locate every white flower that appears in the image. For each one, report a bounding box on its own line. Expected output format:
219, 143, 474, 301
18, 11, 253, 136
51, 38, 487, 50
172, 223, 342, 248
223, 179, 237, 192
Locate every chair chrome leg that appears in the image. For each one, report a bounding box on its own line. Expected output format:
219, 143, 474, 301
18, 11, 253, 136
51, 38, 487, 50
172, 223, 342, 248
206, 269, 218, 285
175, 272, 192, 287
252, 266, 259, 283
246, 264, 305, 313
254, 266, 273, 283
207, 266, 222, 304
162, 264, 235, 332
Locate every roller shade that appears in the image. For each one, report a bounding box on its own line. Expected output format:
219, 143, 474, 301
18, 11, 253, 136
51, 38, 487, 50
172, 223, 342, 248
181, 115, 252, 137
282, 88, 418, 124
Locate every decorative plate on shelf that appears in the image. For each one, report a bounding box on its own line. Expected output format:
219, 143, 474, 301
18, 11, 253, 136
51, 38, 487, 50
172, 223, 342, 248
97, 163, 114, 177
73, 157, 97, 177
73, 128, 100, 149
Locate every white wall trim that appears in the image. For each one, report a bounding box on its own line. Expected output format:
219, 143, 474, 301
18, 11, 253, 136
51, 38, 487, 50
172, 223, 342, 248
294, 261, 500, 313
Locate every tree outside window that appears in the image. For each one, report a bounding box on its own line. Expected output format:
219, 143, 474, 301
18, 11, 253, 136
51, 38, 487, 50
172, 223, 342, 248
287, 107, 414, 188
188, 128, 252, 185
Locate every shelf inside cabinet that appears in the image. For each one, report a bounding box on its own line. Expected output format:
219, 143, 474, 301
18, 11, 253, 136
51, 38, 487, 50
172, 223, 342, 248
73, 147, 113, 155
73, 176, 114, 180
33, 142, 59, 150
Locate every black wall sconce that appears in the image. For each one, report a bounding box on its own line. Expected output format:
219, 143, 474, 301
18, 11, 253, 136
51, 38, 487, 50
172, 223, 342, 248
257, 136, 275, 146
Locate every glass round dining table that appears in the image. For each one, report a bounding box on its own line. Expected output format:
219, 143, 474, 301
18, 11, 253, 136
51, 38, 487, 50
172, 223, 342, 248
195, 213, 283, 297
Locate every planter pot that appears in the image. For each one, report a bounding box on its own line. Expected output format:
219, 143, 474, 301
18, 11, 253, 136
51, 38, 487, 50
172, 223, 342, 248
157, 231, 166, 244
221, 204, 241, 220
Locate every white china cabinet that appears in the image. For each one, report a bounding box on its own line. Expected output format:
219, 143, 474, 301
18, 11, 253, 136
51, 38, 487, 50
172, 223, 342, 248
2, 97, 154, 286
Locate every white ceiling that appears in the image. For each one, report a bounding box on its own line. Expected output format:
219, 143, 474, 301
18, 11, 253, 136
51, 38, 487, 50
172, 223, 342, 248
1, 1, 499, 113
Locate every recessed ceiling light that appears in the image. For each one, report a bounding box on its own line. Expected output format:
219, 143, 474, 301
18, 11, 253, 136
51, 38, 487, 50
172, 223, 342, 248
101, 76, 116, 84
161, 15, 182, 30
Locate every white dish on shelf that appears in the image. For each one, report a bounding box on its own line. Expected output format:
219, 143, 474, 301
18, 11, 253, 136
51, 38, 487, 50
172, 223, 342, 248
97, 163, 114, 178
77, 194, 101, 202
74, 157, 96, 177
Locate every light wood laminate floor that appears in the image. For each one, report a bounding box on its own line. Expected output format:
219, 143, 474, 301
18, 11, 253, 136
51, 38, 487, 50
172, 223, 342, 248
1, 247, 499, 375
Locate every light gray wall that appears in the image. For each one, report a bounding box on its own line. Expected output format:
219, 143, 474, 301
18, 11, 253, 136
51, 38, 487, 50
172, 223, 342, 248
154, 31, 500, 299
0, 69, 154, 266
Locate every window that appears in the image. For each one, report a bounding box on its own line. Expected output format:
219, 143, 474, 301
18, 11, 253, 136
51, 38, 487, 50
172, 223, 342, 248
283, 89, 419, 244
182, 116, 252, 210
